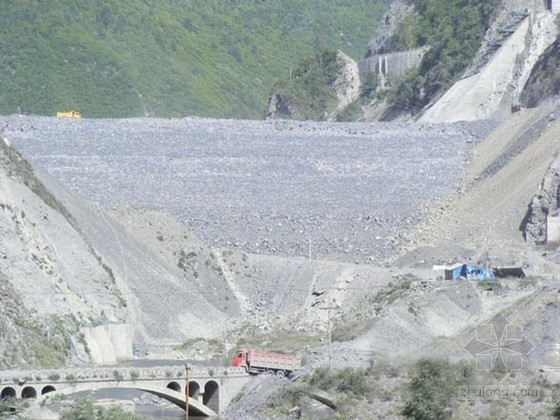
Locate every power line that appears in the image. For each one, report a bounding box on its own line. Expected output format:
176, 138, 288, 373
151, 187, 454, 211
7, 283, 410, 296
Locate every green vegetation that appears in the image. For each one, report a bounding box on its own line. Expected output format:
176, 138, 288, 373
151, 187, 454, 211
476, 279, 503, 293
0, 397, 28, 418
0, 1, 389, 119
331, 274, 419, 342
402, 359, 474, 420
177, 249, 197, 272
265, 383, 310, 413
554, 402, 560, 419
387, 0, 501, 112
372, 274, 417, 308
336, 71, 380, 121
112, 370, 124, 382
268, 49, 344, 121
520, 38, 560, 107
235, 329, 321, 354
1, 314, 78, 369
60, 398, 145, 420
265, 365, 379, 417
310, 367, 373, 398
331, 315, 375, 342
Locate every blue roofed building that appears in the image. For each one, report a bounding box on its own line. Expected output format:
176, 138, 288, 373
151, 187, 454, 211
444, 264, 495, 280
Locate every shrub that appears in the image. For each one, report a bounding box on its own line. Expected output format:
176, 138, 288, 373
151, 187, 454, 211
112, 370, 124, 382
310, 367, 372, 398
553, 402, 560, 419
269, 49, 344, 121
336, 101, 362, 122
402, 359, 473, 419
265, 384, 308, 413
0, 397, 22, 416
333, 368, 371, 398
309, 367, 332, 391
387, 0, 501, 111
60, 398, 144, 419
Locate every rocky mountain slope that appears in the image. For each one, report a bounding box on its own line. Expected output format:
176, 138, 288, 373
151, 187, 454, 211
275, 0, 560, 123
3, 106, 560, 373
265, 50, 361, 121
223, 107, 560, 418
521, 35, 560, 107
0, 136, 243, 368
420, 1, 559, 122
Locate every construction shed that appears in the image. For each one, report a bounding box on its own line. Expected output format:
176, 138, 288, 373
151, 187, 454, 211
445, 264, 495, 281
493, 267, 525, 278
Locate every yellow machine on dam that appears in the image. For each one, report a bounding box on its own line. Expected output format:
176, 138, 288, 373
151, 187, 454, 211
56, 111, 81, 118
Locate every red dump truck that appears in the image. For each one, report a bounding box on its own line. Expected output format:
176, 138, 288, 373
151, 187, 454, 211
231, 349, 300, 376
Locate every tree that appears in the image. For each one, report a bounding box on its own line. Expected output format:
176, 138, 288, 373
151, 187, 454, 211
60, 399, 144, 420
402, 359, 473, 420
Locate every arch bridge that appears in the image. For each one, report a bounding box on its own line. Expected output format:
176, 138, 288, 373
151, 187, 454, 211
0, 365, 249, 416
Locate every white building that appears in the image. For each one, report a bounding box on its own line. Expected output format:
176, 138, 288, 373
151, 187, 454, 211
546, 0, 560, 14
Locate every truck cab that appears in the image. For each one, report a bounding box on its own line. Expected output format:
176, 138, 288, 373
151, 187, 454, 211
231, 350, 248, 369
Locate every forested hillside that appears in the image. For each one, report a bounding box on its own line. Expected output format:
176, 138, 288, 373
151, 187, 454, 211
0, 0, 389, 119
267, 0, 501, 121
386, 0, 501, 112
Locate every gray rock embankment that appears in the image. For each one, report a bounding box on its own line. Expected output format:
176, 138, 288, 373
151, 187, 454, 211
2, 115, 497, 264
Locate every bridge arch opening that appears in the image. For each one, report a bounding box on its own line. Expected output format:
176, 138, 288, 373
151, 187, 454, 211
203, 380, 219, 413
189, 381, 200, 400
1, 387, 16, 400
21, 387, 37, 399
41, 385, 56, 395
166, 381, 181, 392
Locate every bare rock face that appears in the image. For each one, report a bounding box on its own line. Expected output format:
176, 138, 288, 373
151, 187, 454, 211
329, 51, 361, 119
521, 36, 560, 107
524, 155, 560, 243
265, 92, 294, 120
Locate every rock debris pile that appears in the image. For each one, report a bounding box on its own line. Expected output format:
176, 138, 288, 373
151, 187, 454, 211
2, 116, 496, 262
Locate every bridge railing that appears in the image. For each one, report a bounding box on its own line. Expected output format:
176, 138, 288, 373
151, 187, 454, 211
0, 366, 246, 385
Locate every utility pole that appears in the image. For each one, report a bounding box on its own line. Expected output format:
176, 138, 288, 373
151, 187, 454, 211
224, 335, 228, 363
327, 306, 332, 371
322, 298, 336, 371
185, 364, 190, 420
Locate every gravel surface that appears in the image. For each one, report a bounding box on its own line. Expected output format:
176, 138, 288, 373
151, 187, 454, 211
2, 116, 497, 262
